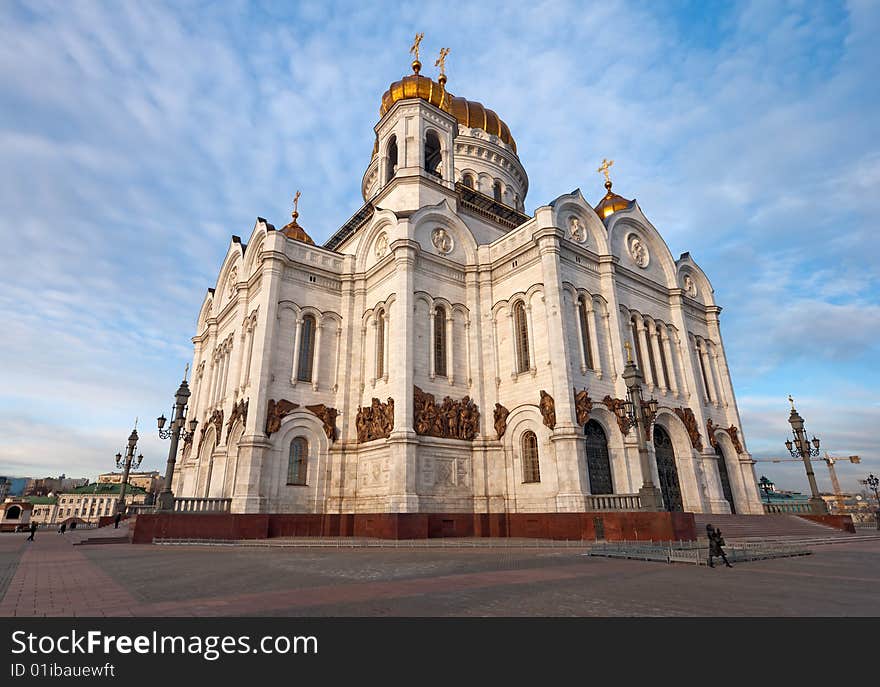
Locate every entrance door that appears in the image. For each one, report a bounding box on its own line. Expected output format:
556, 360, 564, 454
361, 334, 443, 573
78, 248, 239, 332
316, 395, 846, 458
585, 420, 613, 494
653, 426, 683, 512
715, 444, 736, 514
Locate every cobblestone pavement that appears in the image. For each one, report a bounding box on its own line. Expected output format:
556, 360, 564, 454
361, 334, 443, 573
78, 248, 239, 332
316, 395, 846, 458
1, 533, 879, 616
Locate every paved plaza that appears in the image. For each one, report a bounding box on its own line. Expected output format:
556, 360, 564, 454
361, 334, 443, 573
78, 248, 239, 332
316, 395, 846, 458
1, 530, 878, 617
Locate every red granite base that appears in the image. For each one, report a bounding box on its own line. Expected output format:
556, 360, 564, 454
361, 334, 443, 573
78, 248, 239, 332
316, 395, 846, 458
796, 514, 856, 533
129, 511, 696, 544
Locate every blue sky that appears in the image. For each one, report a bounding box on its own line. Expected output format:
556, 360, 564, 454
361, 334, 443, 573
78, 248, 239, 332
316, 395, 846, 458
0, 0, 877, 494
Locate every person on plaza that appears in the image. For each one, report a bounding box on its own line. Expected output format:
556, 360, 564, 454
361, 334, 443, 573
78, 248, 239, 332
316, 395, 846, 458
708, 527, 732, 568
57, 522, 66, 535
114, 512, 122, 529
26, 521, 37, 542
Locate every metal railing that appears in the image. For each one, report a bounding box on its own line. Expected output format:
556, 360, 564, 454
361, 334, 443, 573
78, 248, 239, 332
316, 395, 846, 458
173, 497, 232, 513
126, 504, 157, 515
584, 493, 642, 511
762, 502, 812, 514
588, 540, 811, 565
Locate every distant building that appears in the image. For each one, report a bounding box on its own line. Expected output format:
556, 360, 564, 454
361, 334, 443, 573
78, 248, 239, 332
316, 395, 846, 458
0, 477, 9, 501
97, 471, 163, 494
1, 498, 33, 531
28, 483, 148, 526
25, 475, 89, 497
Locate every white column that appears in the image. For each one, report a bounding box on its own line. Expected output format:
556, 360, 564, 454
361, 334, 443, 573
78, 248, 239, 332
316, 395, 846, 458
220, 344, 231, 401
370, 320, 378, 386
312, 322, 323, 391
698, 339, 717, 405
333, 325, 342, 392
587, 299, 602, 379
290, 316, 303, 386
429, 304, 436, 379
382, 311, 390, 382
573, 297, 587, 373
464, 319, 473, 387
709, 342, 726, 407
446, 314, 454, 385
636, 318, 655, 387
648, 321, 666, 391
602, 310, 618, 380
525, 304, 537, 374
660, 325, 679, 395
508, 311, 517, 378
243, 322, 255, 389
702, 340, 721, 407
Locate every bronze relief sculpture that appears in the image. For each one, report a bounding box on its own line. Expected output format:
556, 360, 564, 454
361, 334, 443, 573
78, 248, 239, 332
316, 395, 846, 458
674, 407, 703, 451
539, 390, 556, 430
265, 399, 299, 436
226, 398, 249, 441
355, 397, 394, 443
305, 403, 338, 442
602, 396, 633, 436
574, 388, 592, 426
413, 386, 480, 440
494, 403, 510, 439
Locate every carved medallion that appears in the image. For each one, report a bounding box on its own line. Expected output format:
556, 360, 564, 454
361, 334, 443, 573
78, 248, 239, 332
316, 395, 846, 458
374, 232, 388, 259
226, 266, 238, 299
628, 234, 649, 268
265, 399, 299, 436
494, 403, 510, 440
568, 216, 586, 243
355, 397, 394, 443
431, 227, 453, 255
414, 386, 480, 440
602, 395, 633, 436
539, 390, 556, 430
574, 388, 593, 426
305, 403, 338, 442
226, 398, 249, 441
674, 407, 703, 451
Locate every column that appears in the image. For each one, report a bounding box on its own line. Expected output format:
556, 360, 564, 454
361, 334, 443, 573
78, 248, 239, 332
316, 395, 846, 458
312, 322, 323, 391
636, 317, 655, 388
648, 321, 666, 391
332, 325, 342, 392
382, 311, 390, 382
290, 316, 303, 385
660, 325, 679, 395
699, 339, 720, 405
708, 342, 726, 407
524, 304, 537, 374
573, 297, 587, 373
446, 314, 454, 385
508, 311, 517, 378
369, 320, 377, 386
242, 320, 256, 389
673, 330, 691, 398
588, 299, 603, 379
429, 304, 436, 379
464, 319, 472, 387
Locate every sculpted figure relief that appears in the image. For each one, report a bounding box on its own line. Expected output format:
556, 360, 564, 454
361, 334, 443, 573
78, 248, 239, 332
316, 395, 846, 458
305, 403, 339, 442
414, 386, 480, 440
355, 397, 394, 443
602, 395, 633, 436
226, 398, 249, 441
728, 425, 743, 454
574, 388, 593, 426
431, 227, 453, 254
706, 417, 720, 449
568, 216, 586, 243
265, 399, 299, 436
683, 274, 697, 297
674, 407, 703, 450
374, 232, 388, 258
200, 408, 225, 448
628, 235, 649, 268
539, 390, 556, 430
494, 403, 510, 439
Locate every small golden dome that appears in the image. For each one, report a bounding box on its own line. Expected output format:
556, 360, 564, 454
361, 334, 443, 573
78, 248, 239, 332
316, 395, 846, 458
280, 210, 314, 245
380, 73, 517, 153
594, 181, 632, 220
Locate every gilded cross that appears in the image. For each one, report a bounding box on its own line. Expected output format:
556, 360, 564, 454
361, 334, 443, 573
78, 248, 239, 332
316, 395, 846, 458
597, 158, 614, 184
184, 363, 190, 381
410, 32, 424, 62
435, 47, 450, 77
292, 190, 301, 216
624, 341, 633, 363
788, 394, 795, 410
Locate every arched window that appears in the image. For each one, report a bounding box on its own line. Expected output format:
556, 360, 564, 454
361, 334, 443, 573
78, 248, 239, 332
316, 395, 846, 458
578, 298, 594, 370
376, 309, 385, 379
425, 131, 442, 177
514, 301, 530, 373
644, 322, 659, 386
297, 315, 316, 382
462, 173, 474, 189
585, 420, 613, 494
5, 505, 21, 520
287, 437, 308, 486
493, 180, 503, 202
522, 431, 540, 483
434, 306, 447, 377
385, 135, 398, 182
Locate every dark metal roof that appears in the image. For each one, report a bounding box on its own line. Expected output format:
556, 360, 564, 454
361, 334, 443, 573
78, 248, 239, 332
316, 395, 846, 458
323, 202, 374, 252
456, 183, 530, 230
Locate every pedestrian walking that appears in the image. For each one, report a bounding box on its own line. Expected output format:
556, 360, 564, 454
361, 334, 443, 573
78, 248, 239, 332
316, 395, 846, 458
114, 512, 122, 529
57, 522, 66, 535
708, 527, 732, 568
26, 521, 37, 542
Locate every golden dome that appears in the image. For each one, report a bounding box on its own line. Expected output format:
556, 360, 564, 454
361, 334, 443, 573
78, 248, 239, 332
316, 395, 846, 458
379, 72, 517, 152
594, 181, 632, 220
280, 210, 314, 245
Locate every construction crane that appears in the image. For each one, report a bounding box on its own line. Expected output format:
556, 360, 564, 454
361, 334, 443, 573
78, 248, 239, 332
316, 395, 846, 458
754, 453, 860, 512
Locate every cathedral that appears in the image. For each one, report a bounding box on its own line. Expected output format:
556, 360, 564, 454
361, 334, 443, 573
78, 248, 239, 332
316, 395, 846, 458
174, 41, 764, 518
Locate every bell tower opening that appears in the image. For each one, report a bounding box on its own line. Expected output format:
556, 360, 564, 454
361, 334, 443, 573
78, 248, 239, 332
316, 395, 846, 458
385, 135, 398, 183
424, 130, 442, 178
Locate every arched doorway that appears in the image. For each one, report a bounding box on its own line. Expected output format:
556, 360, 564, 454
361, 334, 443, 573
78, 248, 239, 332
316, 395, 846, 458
714, 443, 736, 514
653, 425, 683, 512
584, 420, 613, 494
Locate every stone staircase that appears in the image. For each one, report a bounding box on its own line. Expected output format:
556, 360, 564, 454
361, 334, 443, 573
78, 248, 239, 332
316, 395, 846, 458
693, 513, 855, 541
70, 520, 131, 546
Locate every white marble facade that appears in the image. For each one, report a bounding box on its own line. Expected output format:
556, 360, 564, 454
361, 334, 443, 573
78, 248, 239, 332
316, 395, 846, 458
174, 69, 764, 516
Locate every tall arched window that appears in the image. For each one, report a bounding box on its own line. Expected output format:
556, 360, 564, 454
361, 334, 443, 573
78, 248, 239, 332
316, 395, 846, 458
287, 437, 308, 485
425, 131, 442, 177
578, 298, 594, 370
514, 301, 530, 373
493, 180, 503, 202
297, 315, 316, 382
644, 322, 660, 386
522, 431, 540, 483
656, 329, 669, 389
462, 173, 474, 189
434, 306, 447, 377
385, 135, 398, 183
376, 309, 385, 379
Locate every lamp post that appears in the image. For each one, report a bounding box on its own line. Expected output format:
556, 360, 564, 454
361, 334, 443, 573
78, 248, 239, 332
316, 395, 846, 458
616, 342, 664, 511
863, 474, 879, 530
758, 475, 773, 509
115, 421, 143, 515
784, 395, 827, 514
155, 369, 198, 512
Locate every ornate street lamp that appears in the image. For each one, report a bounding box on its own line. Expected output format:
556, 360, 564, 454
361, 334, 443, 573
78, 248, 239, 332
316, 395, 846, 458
115, 421, 144, 514
758, 475, 774, 508
620, 341, 664, 511
784, 395, 827, 514
155, 366, 198, 511
862, 474, 879, 530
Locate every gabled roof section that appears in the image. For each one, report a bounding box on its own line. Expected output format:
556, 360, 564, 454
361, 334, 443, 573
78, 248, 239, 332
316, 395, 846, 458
323, 201, 375, 252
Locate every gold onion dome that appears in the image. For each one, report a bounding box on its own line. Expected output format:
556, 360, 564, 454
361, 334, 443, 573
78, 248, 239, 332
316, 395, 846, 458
593, 180, 632, 220
280, 192, 314, 244
380, 68, 517, 153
